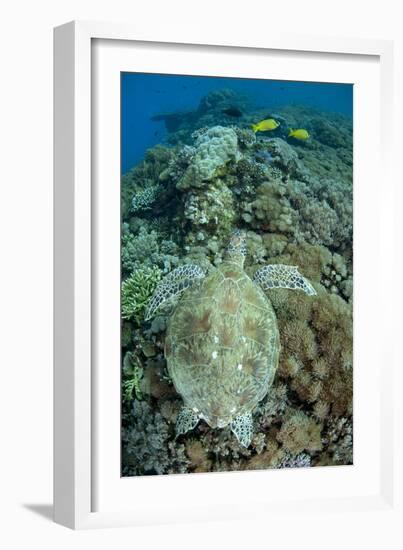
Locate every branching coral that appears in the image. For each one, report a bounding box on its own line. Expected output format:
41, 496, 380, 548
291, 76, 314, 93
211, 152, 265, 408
235, 157, 267, 190
258, 382, 288, 429
121, 266, 162, 323
121, 225, 179, 275
244, 231, 267, 264
121, 146, 174, 218
233, 127, 256, 150
121, 225, 159, 273
131, 184, 162, 212
287, 177, 352, 249
279, 452, 311, 468
159, 145, 196, 183
122, 400, 189, 475
240, 164, 352, 252
243, 438, 284, 471
270, 280, 352, 425
261, 233, 288, 257
317, 416, 353, 465
185, 440, 212, 473
277, 411, 323, 454
264, 243, 331, 288
260, 239, 352, 459
122, 351, 144, 401
140, 358, 177, 401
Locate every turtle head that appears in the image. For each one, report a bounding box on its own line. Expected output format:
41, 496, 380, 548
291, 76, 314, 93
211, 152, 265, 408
225, 230, 247, 267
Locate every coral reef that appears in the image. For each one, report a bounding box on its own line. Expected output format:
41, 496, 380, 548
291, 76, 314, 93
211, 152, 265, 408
122, 400, 189, 475
182, 178, 236, 245
121, 266, 162, 324
121, 89, 353, 476
176, 126, 241, 190
122, 351, 144, 401
121, 225, 180, 276
121, 146, 174, 219
279, 452, 311, 468
277, 411, 323, 454
154, 89, 251, 145
131, 183, 162, 213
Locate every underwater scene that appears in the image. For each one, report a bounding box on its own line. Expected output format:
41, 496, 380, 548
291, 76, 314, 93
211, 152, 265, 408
121, 73, 353, 476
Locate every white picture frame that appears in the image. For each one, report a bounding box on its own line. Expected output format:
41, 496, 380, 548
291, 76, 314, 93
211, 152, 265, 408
54, 20, 397, 530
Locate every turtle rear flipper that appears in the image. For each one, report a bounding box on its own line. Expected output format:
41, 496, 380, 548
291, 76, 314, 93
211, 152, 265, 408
253, 264, 316, 296
230, 413, 253, 448
175, 407, 200, 437
145, 264, 205, 320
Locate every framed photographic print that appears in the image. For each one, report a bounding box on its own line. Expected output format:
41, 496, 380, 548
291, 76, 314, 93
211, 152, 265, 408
54, 21, 396, 530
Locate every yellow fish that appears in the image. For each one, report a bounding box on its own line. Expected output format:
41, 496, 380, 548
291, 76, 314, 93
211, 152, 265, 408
251, 118, 280, 133
288, 128, 310, 140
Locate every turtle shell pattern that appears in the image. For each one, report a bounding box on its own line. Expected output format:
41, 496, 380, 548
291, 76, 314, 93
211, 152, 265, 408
165, 261, 280, 428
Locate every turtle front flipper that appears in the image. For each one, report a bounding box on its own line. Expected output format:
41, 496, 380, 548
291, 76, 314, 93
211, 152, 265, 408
175, 407, 200, 437
230, 413, 253, 447
145, 264, 205, 320
253, 264, 317, 296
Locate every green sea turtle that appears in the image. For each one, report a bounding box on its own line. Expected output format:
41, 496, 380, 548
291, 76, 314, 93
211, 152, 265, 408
145, 231, 316, 447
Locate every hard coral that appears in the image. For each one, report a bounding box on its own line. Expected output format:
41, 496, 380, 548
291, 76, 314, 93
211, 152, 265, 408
182, 178, 236, 243
122, 400, 189, 475
131, 184, 161, 212
120, 92, 354, 475
177, 126, 241, 189
247, 180, 297, 234
265, 138, 308, 179
243, 438, 284, 470
121, 225, 179, 275
121, 145, 174, 218
270, 242, 332, 283
279, 452, 311, 468
277, 411, 323, 454
319, 416, 353, 465
121, 266, 162, 324
186, 440, 212, 473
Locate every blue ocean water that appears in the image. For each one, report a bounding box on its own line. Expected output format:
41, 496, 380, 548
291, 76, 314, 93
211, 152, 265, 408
121, 72, 353, 174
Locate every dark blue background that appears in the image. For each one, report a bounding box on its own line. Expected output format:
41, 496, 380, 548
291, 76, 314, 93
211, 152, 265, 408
121, 73, 353, 174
